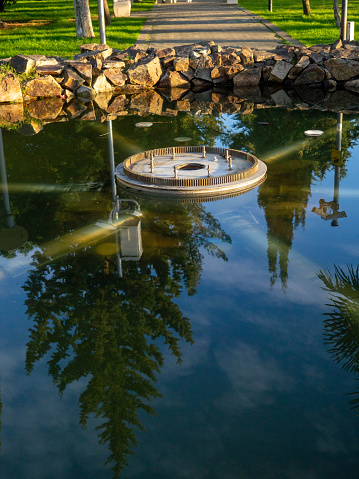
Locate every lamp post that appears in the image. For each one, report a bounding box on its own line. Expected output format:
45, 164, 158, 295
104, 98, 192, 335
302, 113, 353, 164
340, 0, 348, 41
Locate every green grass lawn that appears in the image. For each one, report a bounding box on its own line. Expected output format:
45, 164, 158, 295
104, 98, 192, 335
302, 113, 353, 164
239, 0, 359, 46
0, 0, 153, 59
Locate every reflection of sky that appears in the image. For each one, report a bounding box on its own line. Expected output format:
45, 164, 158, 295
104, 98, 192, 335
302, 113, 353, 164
1, 113, 359, 479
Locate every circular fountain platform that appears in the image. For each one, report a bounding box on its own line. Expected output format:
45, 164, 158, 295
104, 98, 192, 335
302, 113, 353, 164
116, 146, 267, 197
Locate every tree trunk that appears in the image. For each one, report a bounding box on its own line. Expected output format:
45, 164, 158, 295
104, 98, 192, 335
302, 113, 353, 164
73, 0, 95, 38
103, 0, 112, 26
333, 0, 341, 27
302, 0, 311, 16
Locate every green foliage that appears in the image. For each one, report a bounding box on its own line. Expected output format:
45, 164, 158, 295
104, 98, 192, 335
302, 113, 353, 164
0, 0, 16, 13
0, 0, 153, 58
238, 0, 359, 45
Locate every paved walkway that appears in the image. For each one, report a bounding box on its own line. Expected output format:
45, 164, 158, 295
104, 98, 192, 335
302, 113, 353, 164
134, 0, 302, 51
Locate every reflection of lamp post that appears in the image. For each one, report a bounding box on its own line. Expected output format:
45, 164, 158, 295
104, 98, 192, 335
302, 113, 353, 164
0, 129, 28, 251
106, 120, 143, 278
311, 113, 347, 226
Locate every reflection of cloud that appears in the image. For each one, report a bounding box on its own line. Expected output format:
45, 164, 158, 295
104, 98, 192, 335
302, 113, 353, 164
215, 342, 293, 410
0, 343, 107, 479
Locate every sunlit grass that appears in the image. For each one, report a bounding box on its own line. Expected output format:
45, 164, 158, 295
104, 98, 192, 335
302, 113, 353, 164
0, 0, 154, 58
239, 0, 359, 46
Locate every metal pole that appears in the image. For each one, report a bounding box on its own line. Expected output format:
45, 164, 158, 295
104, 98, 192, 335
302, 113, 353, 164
0, 129, 15, 227
97, 0, 107, 44
332, 112, 343, 226
340, 0, 348, 41
107, 120, 116, 203
268, 0, 272, 12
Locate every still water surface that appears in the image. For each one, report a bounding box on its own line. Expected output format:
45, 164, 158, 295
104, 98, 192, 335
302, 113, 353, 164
1, 107, 359, 478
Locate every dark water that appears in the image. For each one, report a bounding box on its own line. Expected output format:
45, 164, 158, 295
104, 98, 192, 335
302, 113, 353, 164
1, 107, 359, 479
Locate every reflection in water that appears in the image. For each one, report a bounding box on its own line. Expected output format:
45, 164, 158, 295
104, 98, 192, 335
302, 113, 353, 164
23, 196, 231, 476
0, 129, 28, 252
318, 265, 359, 410
21, 118, 232, 476
312, 114, 347, 226
229, 110, 358, 289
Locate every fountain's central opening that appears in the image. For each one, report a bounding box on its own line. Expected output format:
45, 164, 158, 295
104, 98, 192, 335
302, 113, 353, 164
178, 163, 205, 171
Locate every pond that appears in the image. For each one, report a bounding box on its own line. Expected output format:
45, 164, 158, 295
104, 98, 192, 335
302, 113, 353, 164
1, 104, 359, 479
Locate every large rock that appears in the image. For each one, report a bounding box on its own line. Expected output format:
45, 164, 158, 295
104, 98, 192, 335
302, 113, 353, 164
75, 46, 112, 61
9, 54, 36, 74
65, 61, 93, 84
157, 70, 191, 89
92, 74, 113, 92
76, 85, 96, 102
239, 47, 254, 66
27, 97, 63, 120
62, 68, 85, 91
25, 75, 62, 98
268, 61, 293, 82
173, 56, 190, 72
103, 68, 127, 86
324, 58, 359, 81
36, 64, 64, 76
233, 68, 262, 86
127, 56, 162, 87
288, 55, 310, 79
0, 73, 23, 103
294, 64, 325, 85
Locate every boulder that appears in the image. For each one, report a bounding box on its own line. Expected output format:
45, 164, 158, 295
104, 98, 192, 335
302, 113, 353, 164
75, 46, 112, 61
294, 64, 325, 85
173, 56, 190, 72
0, 73, 23, 103
25, 75, 62, 98
288, 55, 310, 79
253, 51, 275, 62
94, 92, 113, 110
92, 74, 113, 92
76, 85, 96, 102
268, 61, 293, 82
157, 70, 191, 89
103, 68, 127, 86
324, 58, 359, 81
127, 56, 162, 87
36, 64, 64, 76
9, 54, 36, 74
65, 61, 93, 84
62, 68, 85, 91
233, 67, 262, 86
102, 59, 126, 69
239, 47, 254, 66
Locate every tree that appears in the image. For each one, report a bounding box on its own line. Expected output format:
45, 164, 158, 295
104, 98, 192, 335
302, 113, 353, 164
73, 0, 94, 38
333, 0, 341, 27
302, 0, 311, 16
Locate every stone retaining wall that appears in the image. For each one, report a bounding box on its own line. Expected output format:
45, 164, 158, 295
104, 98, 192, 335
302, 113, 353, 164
2, 40, 359, 127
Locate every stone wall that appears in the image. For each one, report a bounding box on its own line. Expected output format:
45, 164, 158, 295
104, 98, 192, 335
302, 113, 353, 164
1, 40, 359, 127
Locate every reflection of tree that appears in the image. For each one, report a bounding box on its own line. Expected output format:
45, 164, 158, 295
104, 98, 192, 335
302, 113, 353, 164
318, 265, 359, 411
23, 198, 231, 476
319, 265, 359, 372
229, 109, 359, 289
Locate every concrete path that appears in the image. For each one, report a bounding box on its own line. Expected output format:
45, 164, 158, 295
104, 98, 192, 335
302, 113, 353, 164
134, 0, 302, 51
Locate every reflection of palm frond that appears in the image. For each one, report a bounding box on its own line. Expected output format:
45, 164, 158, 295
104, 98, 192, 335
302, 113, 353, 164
318, 265, 359, 373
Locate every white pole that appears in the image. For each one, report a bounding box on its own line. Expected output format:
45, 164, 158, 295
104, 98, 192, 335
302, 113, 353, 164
97, 0, 106, 44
